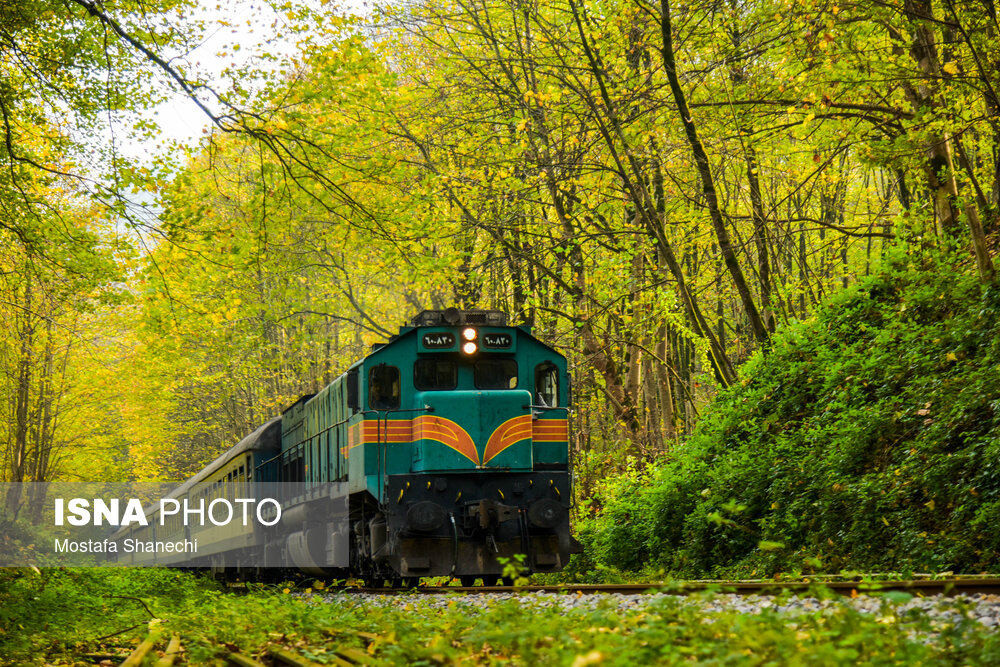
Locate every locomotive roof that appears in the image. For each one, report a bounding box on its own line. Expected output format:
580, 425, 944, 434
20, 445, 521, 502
410, 308, 508, 327
358, 316, 566, 366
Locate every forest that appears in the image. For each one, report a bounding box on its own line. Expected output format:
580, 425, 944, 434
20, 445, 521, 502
2, 0, 999, 573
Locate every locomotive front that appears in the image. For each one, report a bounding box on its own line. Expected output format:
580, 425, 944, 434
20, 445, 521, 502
350, 308, 574, 583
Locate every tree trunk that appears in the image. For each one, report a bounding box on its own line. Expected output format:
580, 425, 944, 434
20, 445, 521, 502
658, 0, 770, 348
900, 0, 996, 282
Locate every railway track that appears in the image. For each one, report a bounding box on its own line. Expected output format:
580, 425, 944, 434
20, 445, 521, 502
341, 576, 1000, 597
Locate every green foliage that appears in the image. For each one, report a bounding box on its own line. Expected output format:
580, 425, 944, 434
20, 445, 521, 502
5, 570, 1000, 664
0, 567, 219, 660
582, 249, 1000, 577
497, 553, 531, 585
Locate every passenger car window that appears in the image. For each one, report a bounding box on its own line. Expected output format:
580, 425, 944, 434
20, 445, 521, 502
535, 362, 559, 407
474, 360, 518, 389
369, 364, 400, 409
414, 359, 457, 390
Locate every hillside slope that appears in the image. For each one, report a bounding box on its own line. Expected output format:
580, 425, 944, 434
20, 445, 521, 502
581, 252, 1000, 577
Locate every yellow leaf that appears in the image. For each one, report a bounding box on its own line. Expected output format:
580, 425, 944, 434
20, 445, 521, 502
942, 61, 959, 75
946, 352, 957, 361
572, 651, 604, 667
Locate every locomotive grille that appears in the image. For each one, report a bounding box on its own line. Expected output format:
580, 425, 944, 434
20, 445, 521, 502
410, 308, 507, 327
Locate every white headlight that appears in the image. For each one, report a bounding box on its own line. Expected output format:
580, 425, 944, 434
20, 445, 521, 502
462, 342, 478, 355
462, 327, 477, 341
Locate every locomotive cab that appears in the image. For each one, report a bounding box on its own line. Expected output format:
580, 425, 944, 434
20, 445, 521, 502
342, 308, 573, 582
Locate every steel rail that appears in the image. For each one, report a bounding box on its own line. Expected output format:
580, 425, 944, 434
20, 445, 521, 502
340, 577, 1000, 597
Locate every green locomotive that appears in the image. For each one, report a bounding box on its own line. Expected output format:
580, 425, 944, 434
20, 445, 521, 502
268, 308, 574, 584
113, 308, 575, 584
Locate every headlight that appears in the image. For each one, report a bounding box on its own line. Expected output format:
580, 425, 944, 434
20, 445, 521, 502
462, 327, 477, 341
406, 501, 446, 532
528, 498, 564, 528
462, 341, 478, 355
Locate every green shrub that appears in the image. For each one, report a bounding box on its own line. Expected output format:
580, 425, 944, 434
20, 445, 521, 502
583, 249, 1000, 577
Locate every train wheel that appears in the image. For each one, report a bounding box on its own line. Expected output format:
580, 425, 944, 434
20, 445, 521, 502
459, 576, 477, 587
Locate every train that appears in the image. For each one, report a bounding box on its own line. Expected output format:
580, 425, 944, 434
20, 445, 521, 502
110, 308, 576, 585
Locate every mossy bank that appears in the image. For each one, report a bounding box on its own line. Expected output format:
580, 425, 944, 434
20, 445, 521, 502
579, 251, 1000, 578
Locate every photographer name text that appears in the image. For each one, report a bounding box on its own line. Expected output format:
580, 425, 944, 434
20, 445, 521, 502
53, 538, 199, 554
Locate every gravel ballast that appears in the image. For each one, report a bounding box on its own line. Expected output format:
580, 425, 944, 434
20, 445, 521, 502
328, 589, 1000, 629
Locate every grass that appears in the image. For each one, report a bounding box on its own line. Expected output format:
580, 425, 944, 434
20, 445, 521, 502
3, 569, 1000, 665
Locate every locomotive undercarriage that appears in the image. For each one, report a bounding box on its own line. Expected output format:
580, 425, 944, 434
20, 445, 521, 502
216, 472, 573, 584
361, 472, 573, 581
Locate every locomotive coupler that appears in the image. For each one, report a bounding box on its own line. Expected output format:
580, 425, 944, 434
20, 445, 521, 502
468, 498, 518, 531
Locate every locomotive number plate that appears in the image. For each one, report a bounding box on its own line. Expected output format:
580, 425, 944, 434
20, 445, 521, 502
482, 333, 513, 348
422, 332, 456, 348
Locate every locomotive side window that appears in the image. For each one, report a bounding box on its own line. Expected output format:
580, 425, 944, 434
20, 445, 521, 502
346, 368, 360, 411
474, 359, 518, 389
369, 364, 401, 409
414, 359, 457, 390
535, 362, 559, 407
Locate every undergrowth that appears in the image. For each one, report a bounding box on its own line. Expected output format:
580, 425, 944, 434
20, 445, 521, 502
578, 249, 1000, 578
3, 568, 1000, 665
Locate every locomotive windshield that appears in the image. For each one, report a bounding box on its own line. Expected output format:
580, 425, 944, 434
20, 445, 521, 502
474, 359, 518, 389
414, 359, 458, 390
369, 364, 400, 409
